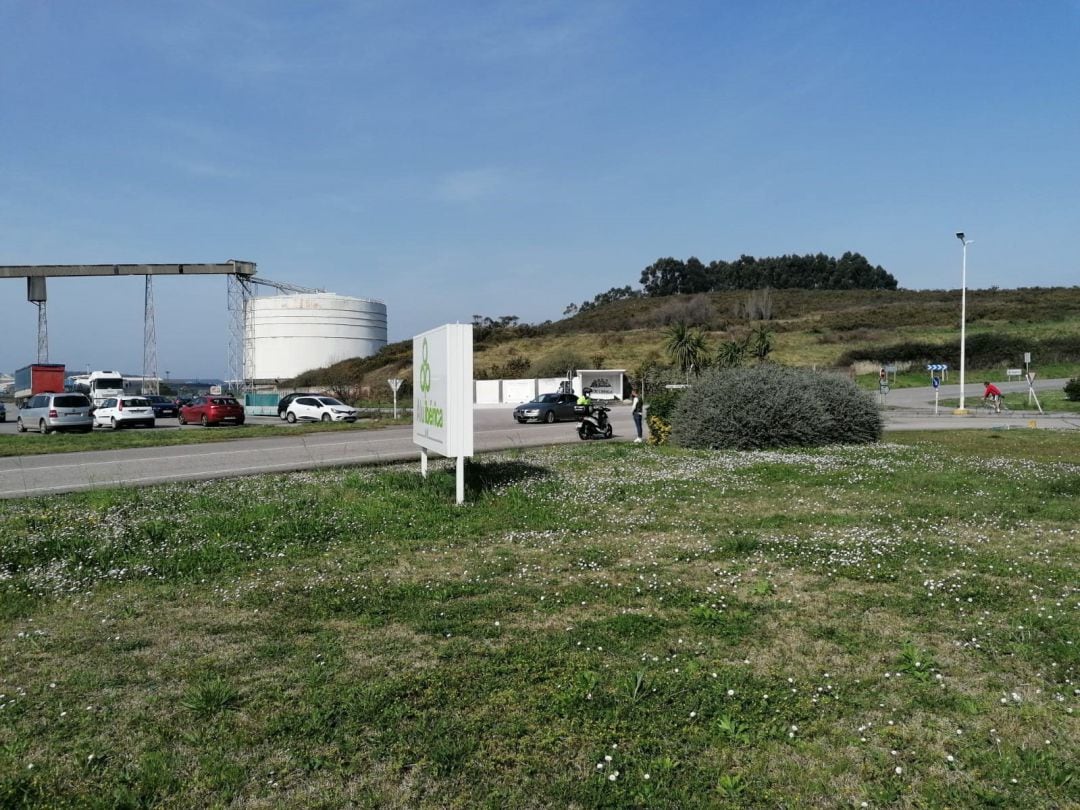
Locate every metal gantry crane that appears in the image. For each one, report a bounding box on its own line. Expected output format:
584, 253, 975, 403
0, 261, 257, 392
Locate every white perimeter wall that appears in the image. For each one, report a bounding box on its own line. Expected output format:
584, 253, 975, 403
474, 380, 501, 404
472, 378, 582, 404
502, 379, 535, 403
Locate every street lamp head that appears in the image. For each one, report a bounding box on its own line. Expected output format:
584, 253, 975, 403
955, 232, 965, 241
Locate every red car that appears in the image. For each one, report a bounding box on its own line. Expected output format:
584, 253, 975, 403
178, 395, 246, 427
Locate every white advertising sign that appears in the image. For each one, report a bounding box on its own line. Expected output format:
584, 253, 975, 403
578, 369, 625, 400
413, 324, 473, 458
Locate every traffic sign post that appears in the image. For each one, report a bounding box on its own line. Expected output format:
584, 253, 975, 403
1024, 353, 1033, 404
1026, 371, 1043, 414
388, 378, 403, 419
932, 375, 940, 415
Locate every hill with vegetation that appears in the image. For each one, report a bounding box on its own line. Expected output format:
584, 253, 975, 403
292, 286, 1080, 400
291, 287, 1080, 401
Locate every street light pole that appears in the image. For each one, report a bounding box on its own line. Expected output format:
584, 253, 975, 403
955, 232, 971, 413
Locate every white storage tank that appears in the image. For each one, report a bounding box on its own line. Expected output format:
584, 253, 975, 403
248, 293, 387, 380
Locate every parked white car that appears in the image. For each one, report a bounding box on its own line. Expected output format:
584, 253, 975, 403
92, 396, 156, 429
285, 396, 359, 423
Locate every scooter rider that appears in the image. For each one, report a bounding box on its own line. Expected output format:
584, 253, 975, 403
577, 388, 592, 406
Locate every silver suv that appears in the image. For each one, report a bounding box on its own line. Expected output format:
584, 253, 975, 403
17, 393, 94, 434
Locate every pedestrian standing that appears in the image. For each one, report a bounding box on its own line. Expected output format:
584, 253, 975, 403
630, 387, 643, 443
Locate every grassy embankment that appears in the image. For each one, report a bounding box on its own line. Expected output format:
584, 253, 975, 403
1, 433, 1076, 807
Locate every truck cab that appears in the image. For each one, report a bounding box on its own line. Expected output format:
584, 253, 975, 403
81, 371, 126, 408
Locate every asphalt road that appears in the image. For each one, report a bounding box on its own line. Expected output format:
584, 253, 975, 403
1, 379, 1076, 499
878, 377, 1080, 431
0, 406, 638, 499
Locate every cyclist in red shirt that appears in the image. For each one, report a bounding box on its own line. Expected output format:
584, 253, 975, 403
983, 381, 1003, 413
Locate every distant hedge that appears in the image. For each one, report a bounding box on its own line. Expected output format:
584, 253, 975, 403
838, 334, 1080, 368
670, 366, 882, 450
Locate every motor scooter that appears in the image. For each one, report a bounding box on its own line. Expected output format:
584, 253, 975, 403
577, 404, 613, 440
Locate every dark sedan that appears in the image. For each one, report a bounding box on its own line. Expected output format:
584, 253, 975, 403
513, 392, 580, 424
145, 395, 178, 418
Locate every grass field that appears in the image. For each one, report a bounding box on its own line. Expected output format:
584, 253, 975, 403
1, 434, 1077, 807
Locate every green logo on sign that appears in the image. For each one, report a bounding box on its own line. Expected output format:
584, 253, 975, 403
419, 338, 431, 393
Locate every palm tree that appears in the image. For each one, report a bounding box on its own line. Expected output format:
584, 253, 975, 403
665, 322, 709, 382
750, 325, 773, 363
715, 336, 749, 369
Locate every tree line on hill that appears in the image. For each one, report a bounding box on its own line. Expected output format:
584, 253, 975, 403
640, 253, 897, 296
566, 252, 897, 315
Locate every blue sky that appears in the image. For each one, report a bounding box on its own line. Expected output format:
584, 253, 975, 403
2, 0, 1078, 378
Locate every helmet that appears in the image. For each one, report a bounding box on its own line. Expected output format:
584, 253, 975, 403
583, 388, 592, 395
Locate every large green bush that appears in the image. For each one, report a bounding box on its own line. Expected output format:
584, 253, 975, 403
1065, 378, 1080, 402
670, 365, 882, 450
643, 386, 685, 422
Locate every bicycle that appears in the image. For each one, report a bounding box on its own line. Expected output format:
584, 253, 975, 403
979, 396, 1011, 415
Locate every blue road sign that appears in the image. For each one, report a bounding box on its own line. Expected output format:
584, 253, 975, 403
932, 377, 940, 389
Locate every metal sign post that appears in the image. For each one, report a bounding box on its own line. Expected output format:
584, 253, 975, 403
388, 378, 403, 419
932, 375, 940, 415
1024, 353, 1033, 405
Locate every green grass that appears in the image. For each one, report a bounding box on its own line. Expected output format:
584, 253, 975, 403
1, 435, 1077, 807
0, 415, 410, 458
